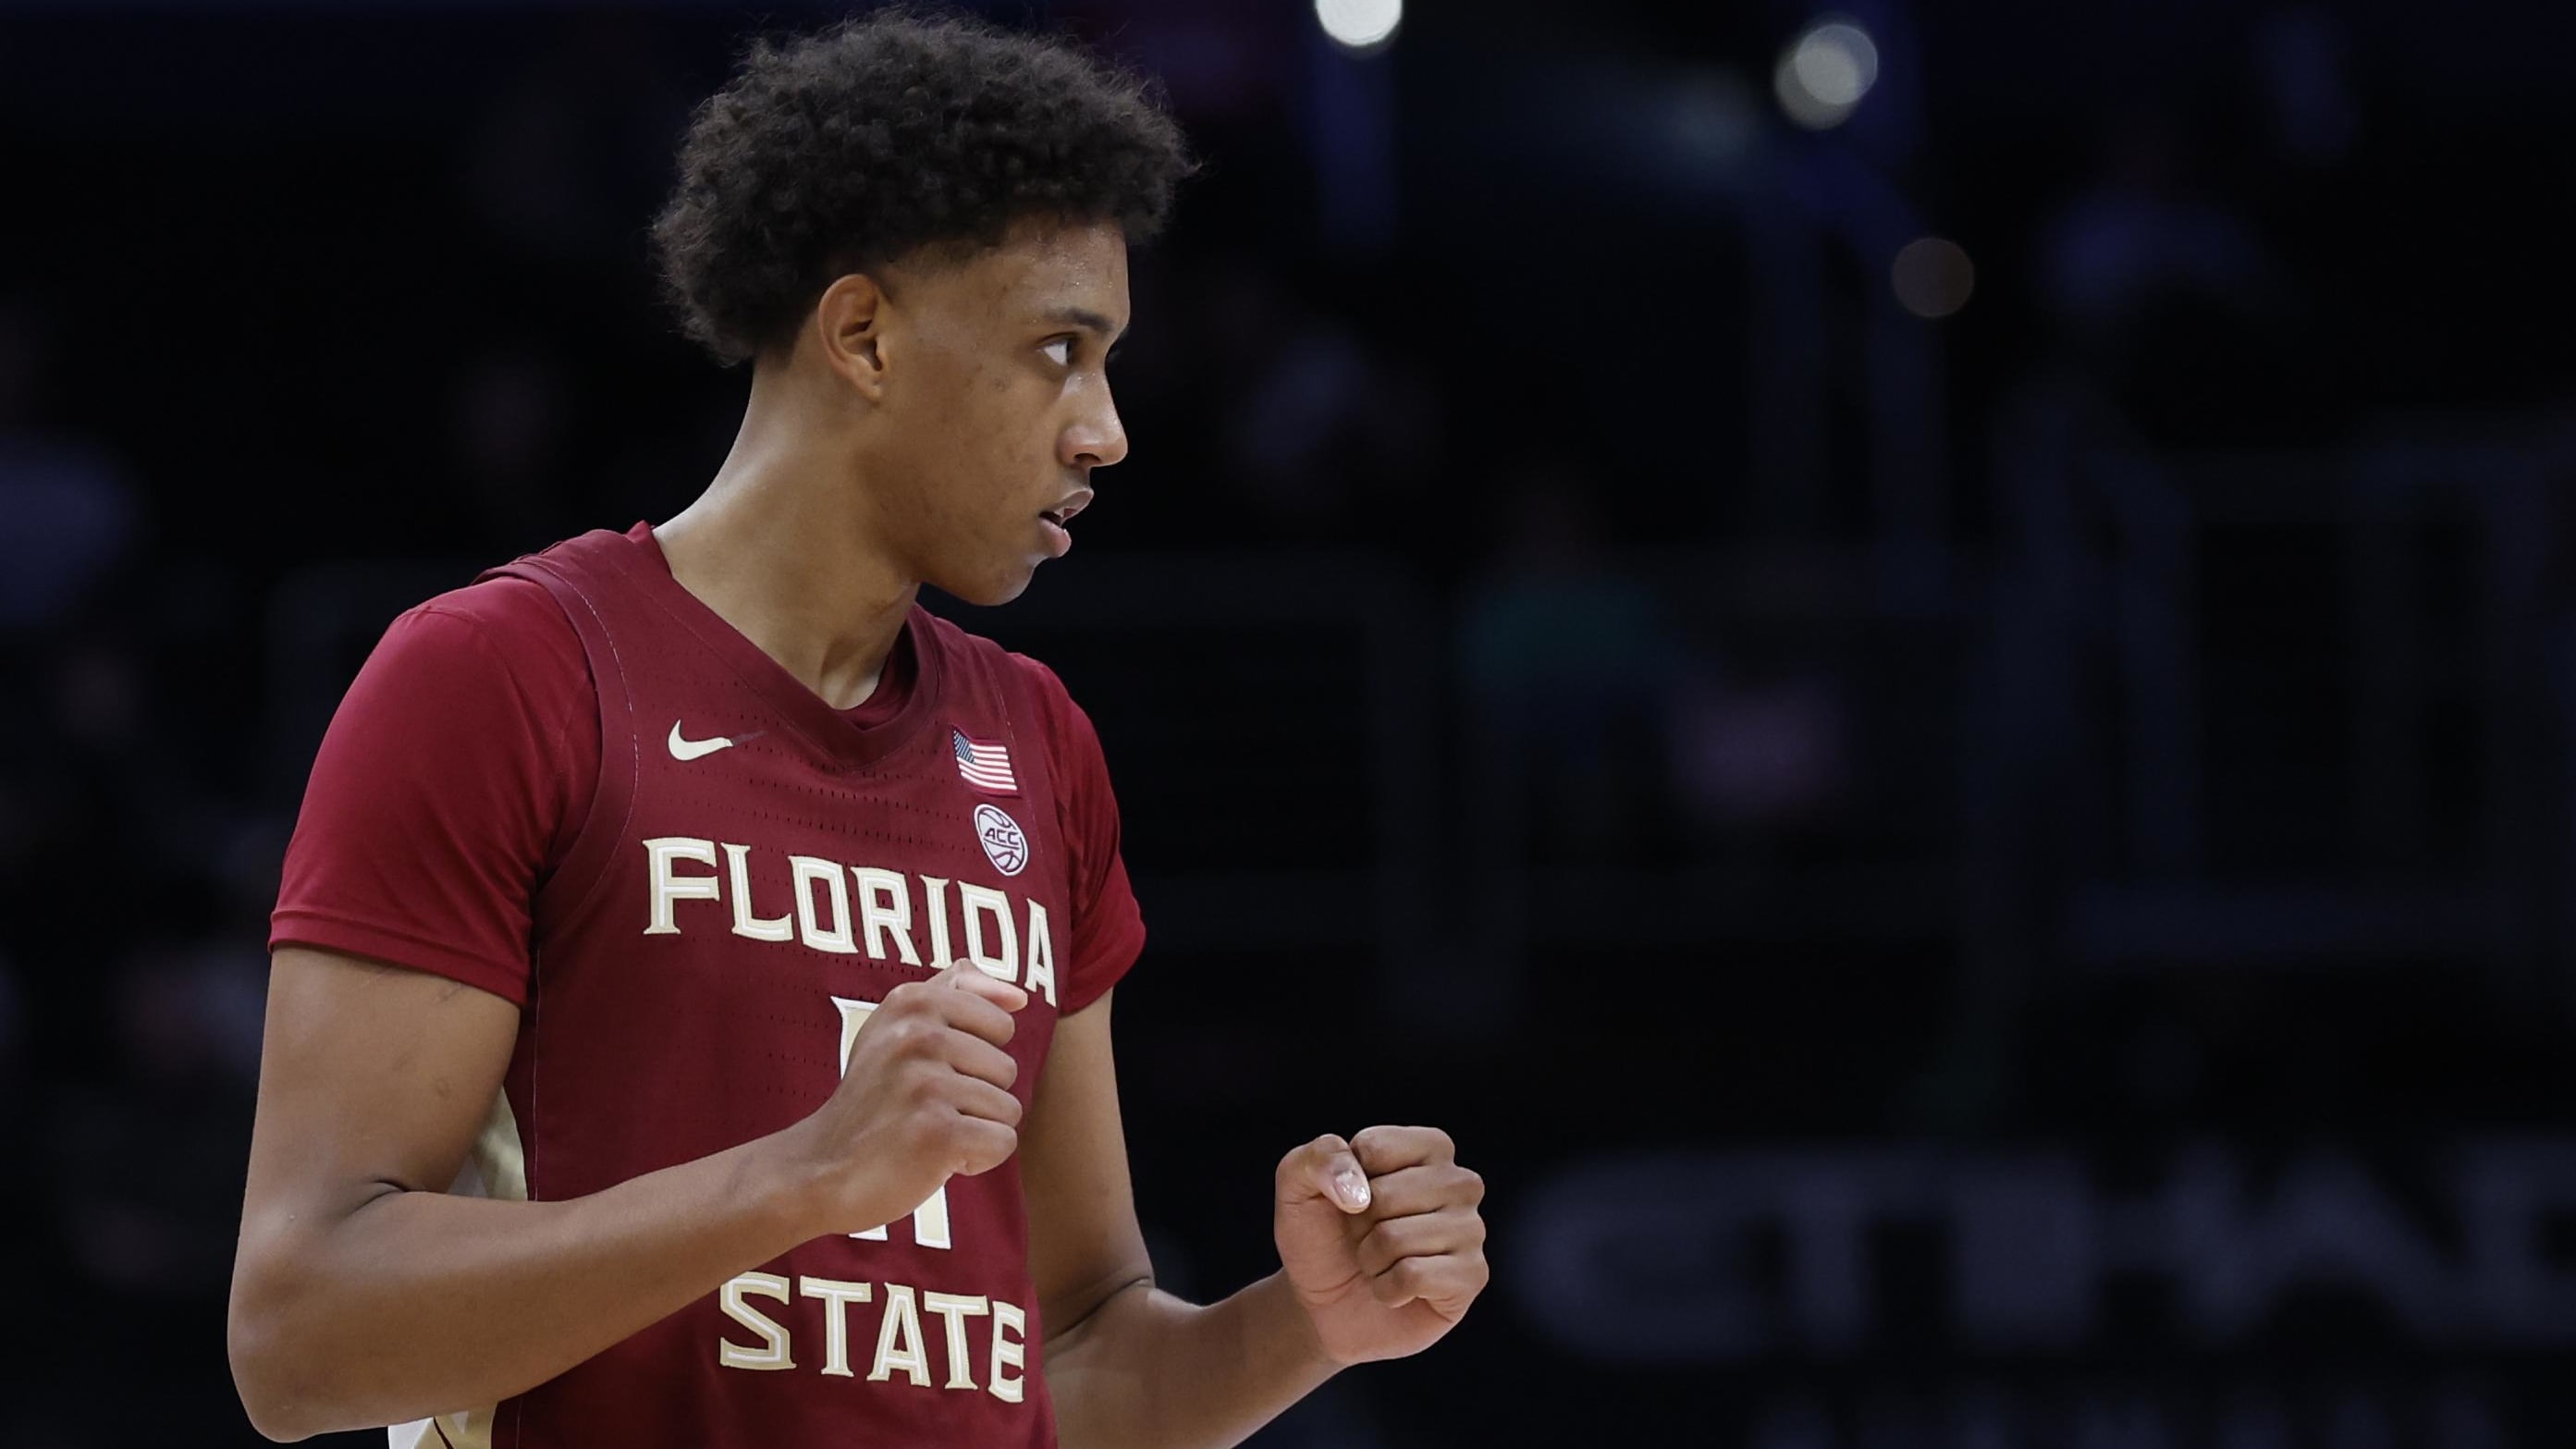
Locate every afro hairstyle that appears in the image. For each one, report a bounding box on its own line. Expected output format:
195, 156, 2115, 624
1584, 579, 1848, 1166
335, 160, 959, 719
649, 6, 1195, 366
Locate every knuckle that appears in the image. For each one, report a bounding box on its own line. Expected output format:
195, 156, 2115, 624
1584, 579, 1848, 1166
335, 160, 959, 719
967, 1123, 1019, 1171
1355, 1221, 1394, 1261
910, 1110, 952, 1150
899, 1061, 948, 1106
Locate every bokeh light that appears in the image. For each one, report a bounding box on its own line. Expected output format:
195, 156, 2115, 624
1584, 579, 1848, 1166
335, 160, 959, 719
1315, 0, 1402, 53
1773, 18, 1879, 129
1892, 236, 1975, 318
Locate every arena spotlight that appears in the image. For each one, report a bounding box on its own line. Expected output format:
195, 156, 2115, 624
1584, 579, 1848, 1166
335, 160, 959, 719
1315, 0, 1402, 53
1892, 237, 1974, 319
1773, 18, 1879, 129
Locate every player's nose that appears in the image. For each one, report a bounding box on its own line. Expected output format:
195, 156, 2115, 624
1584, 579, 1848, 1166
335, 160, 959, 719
1063, 398, 1128, 470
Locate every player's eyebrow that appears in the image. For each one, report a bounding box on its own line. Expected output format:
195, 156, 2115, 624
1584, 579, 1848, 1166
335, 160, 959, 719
1040, 305, 1127, 343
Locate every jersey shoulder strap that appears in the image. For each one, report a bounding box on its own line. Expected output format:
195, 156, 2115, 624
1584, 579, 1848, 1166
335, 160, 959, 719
472, 529, 646, 933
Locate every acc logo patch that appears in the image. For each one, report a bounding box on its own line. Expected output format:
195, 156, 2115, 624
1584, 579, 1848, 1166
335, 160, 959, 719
973, 803, 1029, 878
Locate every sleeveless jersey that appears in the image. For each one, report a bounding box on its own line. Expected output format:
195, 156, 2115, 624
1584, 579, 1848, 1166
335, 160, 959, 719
394, 526, 1074, 1449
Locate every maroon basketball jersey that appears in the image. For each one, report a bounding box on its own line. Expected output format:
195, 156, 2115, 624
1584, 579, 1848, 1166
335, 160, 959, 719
401, 527, 1076, 1448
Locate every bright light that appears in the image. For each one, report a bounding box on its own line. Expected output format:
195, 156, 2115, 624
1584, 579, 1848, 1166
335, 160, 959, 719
1773, 18, 1879, 129
1793, 22, 1876, 105
1892, 237, 1974, 319
1316, 0, 1402, 52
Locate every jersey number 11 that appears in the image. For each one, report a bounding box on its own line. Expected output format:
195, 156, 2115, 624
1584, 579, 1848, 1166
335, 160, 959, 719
831, 996, 954, 1249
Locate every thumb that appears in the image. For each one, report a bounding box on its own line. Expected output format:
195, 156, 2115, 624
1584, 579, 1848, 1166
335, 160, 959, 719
934, 960, 1028, 1013
1277, 1133, 1372, 1215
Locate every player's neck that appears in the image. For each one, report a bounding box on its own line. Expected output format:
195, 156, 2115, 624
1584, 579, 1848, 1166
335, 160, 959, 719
656, 427, 917, 713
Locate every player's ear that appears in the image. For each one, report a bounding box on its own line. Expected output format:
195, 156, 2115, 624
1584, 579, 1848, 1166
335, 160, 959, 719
813, 271, 890, 401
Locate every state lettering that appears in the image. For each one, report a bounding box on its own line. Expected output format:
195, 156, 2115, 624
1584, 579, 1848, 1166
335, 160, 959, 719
717, 1271, 1028, 1400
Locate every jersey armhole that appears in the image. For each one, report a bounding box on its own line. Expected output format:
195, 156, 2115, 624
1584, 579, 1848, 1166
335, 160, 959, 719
479, 558, 635, 936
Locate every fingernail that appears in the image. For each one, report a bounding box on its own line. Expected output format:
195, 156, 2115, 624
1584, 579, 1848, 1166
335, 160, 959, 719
1335, 1170, 1370, 1209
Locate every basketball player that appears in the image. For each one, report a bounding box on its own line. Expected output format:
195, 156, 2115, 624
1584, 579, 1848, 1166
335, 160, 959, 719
226, 13, 1488, 1445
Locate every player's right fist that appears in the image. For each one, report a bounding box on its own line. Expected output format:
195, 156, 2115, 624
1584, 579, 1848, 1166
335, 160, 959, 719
777, 964, 1026, 1237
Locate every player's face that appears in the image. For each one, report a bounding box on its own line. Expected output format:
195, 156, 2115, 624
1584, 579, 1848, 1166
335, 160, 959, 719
874, 218, 1131, 606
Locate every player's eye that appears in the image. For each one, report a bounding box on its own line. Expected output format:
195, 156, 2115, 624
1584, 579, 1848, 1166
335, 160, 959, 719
1042, 337, 1075, 367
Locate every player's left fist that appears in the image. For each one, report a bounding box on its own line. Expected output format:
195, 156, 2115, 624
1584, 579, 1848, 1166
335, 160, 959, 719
1273, 1125, 1488, 1367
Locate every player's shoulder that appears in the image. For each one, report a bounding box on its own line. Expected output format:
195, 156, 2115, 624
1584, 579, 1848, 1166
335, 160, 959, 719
910, 608, 1080, 712
377, 572, 586, 691
909, 608, 1100, 779
407, 571, 564, 632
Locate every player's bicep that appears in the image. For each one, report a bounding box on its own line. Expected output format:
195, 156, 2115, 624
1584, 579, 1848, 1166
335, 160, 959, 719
239, 946, 521, 1257
1020, 988, 1153, 1345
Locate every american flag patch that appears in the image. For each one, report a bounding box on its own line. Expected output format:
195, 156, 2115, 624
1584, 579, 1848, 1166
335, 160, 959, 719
951, 728, 1019, 794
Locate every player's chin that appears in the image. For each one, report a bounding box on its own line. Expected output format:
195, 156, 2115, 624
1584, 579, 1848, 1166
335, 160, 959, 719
936, 556, 1046, 608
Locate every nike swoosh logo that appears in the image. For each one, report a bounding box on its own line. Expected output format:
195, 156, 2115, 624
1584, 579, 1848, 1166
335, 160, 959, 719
668, 721, 735, 761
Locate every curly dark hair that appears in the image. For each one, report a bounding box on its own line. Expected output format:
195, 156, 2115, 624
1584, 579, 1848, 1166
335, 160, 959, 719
649, 7, 1196, 365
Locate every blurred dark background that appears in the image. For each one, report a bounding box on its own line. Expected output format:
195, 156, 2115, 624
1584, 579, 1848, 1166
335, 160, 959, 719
4, 0, 2575, 1443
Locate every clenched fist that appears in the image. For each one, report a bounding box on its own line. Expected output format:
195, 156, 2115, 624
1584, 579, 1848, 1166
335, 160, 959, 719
771, 964, 1026, 1237
1273, 1125, 1489, 1367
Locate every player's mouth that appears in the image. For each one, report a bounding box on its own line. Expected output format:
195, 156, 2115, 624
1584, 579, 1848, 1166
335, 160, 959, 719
1037, 489, 1091, 559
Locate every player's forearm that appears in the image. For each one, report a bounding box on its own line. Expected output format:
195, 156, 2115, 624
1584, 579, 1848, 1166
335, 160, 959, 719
230, 1132, 815, 1441
1045, 1271, 1341, 1449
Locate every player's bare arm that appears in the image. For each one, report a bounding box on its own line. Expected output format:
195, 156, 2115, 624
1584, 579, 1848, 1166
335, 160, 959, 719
228, 949, 1023, 1440
1028, 990, 1490, 1449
